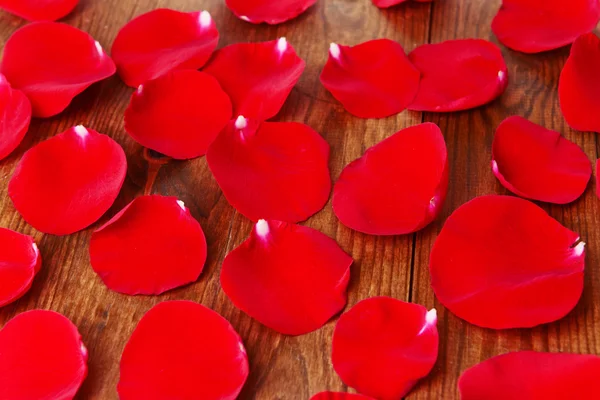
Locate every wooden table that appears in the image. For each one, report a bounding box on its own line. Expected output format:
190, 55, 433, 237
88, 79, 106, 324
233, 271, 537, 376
1, 0, 598, 399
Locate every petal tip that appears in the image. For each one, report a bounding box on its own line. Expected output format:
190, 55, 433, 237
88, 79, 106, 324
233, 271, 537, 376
255, 219, 269, 238
199, 10, 212, 28
329, 43, 341, 59
277, 37, 288, 53
74, 125, 89, 138
573, 242, 585, 257
235, 115, 248, 130
176, 200, 186, 210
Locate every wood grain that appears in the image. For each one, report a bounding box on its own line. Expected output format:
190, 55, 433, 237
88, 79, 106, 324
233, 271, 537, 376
0, 0, 597, 399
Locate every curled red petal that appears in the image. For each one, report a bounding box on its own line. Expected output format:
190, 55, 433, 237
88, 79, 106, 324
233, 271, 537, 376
8, 126, 127, 235
459, 351, 600, 399
90, 195, 207, 295
492, 116, 591, 204
225, 0, 316, 24
430, 195, 585, 329
124, 70, 231, 159
332, 297, 439, 399
491, 0, 600, 53
203, 38, 305, 120
118, 301, 249, 400
0, 22, 115, 118
310, 393, 375, 400
333, 123, 448, 235
0, 228, 41, 307
0, 310, 88, 399
0, 0, 77, 21
408, 39, 508, 112
0, 74, 31, 161
111, 9, 219, 88
207, 117, 330, 222
559, 33, 600, 133
221, 219, 352, 335
320, 39, 420, 118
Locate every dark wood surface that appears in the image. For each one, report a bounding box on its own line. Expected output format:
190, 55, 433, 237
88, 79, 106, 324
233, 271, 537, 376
1, 0, 598, 399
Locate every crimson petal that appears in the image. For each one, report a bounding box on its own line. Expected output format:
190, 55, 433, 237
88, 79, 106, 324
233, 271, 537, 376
372, 0, 432, 8
124, 70, 231, 159
310, 393, 375, 400
408, 39, 508, 112
459, 351, 600, 399
0, 0, 77, 21
90, 195, 207, 295
111, 9, 219, 88
225, 0, 316, 24
430, 195, 585, 329
320, 39, 420, 118
491, 0, 600, 53
221, 219, 352, 335
203, 38, 305, 120
9, 126, 127, 235
559, 33, 600, 133
0, 74, 31, 161
118, 301, 249, 400
492, 116, 591, 204
0, 228, 41, 307
0, 310, 87, 399
333, 123, 448, 235
332, 297, 439, 399
207, 117, 330, 222
0, 22, 115, 118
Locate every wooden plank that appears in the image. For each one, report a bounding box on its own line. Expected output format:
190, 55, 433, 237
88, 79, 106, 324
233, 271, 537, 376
410, 1, 600, 399
0, 0, 432, 399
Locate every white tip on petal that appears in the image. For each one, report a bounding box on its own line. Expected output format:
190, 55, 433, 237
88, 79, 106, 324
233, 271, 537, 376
80, 343, 88, 357
574, 242, 586, 257
329, 43, 341, 59
199, 11, 212, 28
32, 243, 38, 255
256, 219, 269, 238
277, 37, 288, 53
74, 125, 88, 138
418, 308, 438, 335
176, 200, 186, 210
0, 74, 6, 85
491, 160, 499, 174
498, 70, 505, 80
429, 196, 438, 212
240, 15, 250, 22
137, 84, 144, 95
235, 115, 248, 130
94, 41, 104, 56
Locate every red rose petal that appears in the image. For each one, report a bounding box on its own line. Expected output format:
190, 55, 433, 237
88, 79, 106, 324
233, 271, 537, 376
459, 351, 600, 399
408, 39, 508, 112
332, 297, 439, 399
0, 0, 78, 21
207, 117, 330, 222
430, 195, 585, 329
491, 0, 600, 53
0, 228, 41, 307
0, 74, 31, 161
203, 38, 305, 120
111, 9, 219, 88
333, 123, 448, 235
559, 33, 600, 133
90, 195, 207, 295
118, 301, 249, 400
372, 0, 431, 8
9, 126, 127, 235
124, 70, 231, 159
0, 310, 88, 399
221, 219, 352, 335
0, 22, 115, 118
492, 116, 591, 204
320, 39, 420, 118
310, 393, 375, 400
225, 0, 316, 24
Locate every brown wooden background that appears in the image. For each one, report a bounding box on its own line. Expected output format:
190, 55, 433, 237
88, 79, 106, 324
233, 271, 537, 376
1, 0, 599, 399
